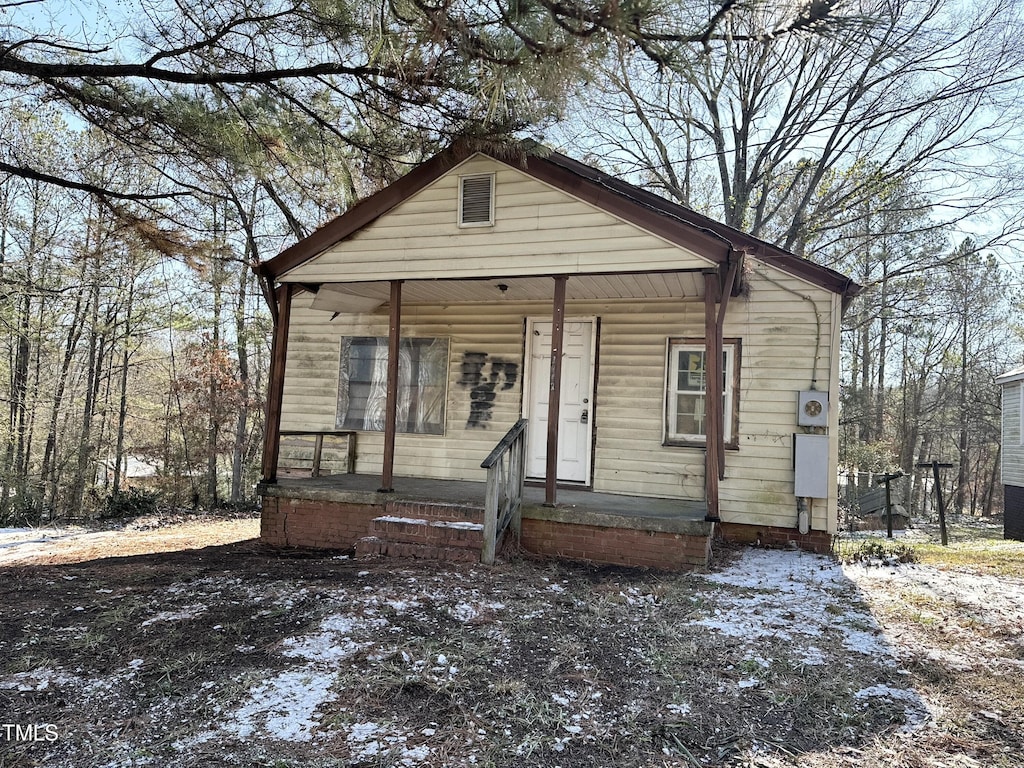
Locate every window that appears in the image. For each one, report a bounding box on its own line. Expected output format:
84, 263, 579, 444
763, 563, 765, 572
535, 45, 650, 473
458, 174, 494, 226
336, 337, 449, 435
664, 339, 739, 445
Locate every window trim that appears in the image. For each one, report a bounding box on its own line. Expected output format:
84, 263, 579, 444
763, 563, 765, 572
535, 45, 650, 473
663, 337, 741, 449
457, 173, 495, 227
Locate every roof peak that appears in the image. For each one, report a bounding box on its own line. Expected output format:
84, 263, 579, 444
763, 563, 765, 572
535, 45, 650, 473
260, 139, 861, 302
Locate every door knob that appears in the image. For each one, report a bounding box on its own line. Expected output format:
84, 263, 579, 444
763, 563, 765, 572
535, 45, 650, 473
580, 409, 589, 424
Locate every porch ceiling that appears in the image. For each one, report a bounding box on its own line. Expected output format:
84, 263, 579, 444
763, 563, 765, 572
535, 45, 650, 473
307, 272, 705, 313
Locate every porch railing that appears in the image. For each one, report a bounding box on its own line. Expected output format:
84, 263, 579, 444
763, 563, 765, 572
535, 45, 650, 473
479, 419, 528, 565
278, 430, 357, 477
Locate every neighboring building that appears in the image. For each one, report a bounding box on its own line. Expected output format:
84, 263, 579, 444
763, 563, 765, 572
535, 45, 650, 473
255, 141, 862, 569
996, 364, 1024, 541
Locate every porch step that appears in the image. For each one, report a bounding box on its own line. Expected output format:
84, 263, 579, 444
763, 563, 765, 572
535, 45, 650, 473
356, 512, 487, 563
355, 535, 481, 563
383, 499, 484, 524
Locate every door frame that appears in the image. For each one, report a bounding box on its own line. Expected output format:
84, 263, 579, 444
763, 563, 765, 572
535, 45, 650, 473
521, 315, 598, 485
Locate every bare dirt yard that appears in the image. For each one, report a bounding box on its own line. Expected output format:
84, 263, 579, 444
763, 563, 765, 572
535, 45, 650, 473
0, 513, 1021, 767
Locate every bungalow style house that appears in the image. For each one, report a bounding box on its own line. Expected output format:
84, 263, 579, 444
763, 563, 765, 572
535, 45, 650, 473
997, 364, 1024, 541
256, 141, 862, 570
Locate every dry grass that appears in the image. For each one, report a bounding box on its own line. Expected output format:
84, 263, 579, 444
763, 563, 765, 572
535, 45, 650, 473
835, 517, 1024, 575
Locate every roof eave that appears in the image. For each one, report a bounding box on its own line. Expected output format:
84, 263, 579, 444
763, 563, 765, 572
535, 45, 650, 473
996, 366, 1024, 385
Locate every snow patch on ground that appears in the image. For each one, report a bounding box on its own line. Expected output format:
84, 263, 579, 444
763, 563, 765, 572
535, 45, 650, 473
697, 549, 892, 659
346, 721, 433, 765
140, 604, 207, 626
855, 684, 936, 731
226, 667, 334, 742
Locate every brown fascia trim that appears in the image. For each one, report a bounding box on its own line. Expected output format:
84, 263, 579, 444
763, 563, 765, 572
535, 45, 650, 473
259, 141, 729, 281
519, 153, 732, 262
259, 144, 476, 280
533, 149, 864, 302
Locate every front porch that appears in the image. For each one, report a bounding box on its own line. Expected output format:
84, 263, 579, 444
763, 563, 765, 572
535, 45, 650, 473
258, 473, 714, 570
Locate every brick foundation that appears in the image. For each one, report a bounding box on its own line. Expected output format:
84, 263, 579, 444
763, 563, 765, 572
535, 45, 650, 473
260, 493, 488, 551
260, 495, 384, 549
1005, 484, 1024, 542
717, 522, 833, 554
260, 489, 713, 570
520, 517, 711, 570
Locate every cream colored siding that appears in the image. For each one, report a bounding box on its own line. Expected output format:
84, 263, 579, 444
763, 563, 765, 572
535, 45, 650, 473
282, 294, 532, 481
279, 155, 716, 283
279, 258, 840, 532
1003, 382, 1024, 486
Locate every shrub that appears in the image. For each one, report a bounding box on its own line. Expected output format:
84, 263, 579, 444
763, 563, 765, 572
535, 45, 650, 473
101, 487, 160, 519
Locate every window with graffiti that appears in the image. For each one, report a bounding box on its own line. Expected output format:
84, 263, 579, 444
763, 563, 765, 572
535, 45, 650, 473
336, 337, 449, 434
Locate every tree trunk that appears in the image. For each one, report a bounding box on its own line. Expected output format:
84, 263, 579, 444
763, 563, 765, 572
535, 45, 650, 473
230, 263, 250, 505
112, 277, 135, 496
69, 253, 103, 518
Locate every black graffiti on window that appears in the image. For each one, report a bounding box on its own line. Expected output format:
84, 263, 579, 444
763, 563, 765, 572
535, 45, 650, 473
458, 352, 519, 428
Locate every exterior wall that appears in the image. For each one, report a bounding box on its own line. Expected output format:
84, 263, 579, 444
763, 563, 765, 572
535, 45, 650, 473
718, 268, 840, 533
281, 295, 529, 482
1002, 381, 1023, 487
279, 258, 839, 535
278, 155, 715, 283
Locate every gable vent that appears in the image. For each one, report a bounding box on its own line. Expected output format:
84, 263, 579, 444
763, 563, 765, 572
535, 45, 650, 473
459, 174, 494, 226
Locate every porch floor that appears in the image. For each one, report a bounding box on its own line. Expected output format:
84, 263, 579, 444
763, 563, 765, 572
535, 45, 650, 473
261, 472, 710, 535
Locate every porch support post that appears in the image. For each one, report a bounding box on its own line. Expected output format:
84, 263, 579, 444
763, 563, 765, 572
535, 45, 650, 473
261, 283, 295, 484
380, 280, 403, 493
703, 270, 722, 522
716, 251, 742, 479
545, 276, 568, 506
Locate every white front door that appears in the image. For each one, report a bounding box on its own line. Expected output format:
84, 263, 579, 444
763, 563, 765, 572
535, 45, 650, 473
525, 318, 595, 483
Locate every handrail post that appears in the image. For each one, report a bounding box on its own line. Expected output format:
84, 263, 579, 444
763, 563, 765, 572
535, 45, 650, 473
513, 422, 526, 541
482, 466, 499, 565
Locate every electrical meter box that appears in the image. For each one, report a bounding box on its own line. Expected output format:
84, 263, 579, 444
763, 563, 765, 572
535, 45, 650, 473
798, 390, 829, 427
794, 434, 830, 498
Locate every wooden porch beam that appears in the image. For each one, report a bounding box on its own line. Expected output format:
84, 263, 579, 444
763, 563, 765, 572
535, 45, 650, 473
261, 283, 295, 484
718, 250, 742, 322
545, 276, 568, 506
380, 280, 403, 492
703, 270, 722, 522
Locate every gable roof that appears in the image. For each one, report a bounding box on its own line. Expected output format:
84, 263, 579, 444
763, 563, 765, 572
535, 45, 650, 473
259, 140, 862, 302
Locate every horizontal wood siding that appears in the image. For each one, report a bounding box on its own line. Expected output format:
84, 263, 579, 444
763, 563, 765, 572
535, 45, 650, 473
1003, 382, 1024, 487
278, 260, 839, 533
279, 156, 716, 283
